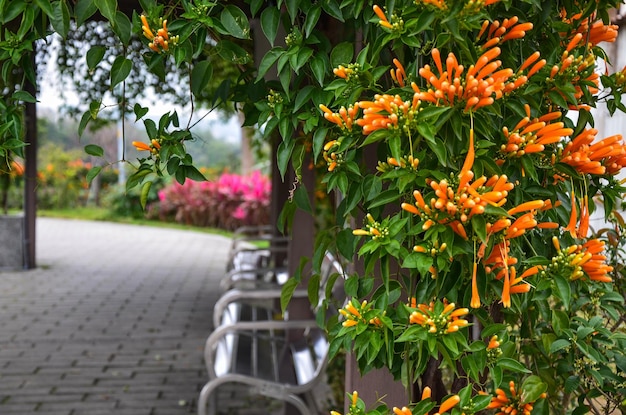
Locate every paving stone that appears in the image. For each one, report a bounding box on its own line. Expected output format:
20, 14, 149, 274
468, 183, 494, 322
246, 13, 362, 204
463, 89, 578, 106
0, 218, 229, 415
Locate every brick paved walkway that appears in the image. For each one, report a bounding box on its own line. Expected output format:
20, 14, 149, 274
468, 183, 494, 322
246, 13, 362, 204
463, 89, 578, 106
0, 218, 230, 415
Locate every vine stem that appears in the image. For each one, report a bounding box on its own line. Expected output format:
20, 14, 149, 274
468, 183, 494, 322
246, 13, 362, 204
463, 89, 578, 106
187, 62, 195, 130
121, 78, 126, 162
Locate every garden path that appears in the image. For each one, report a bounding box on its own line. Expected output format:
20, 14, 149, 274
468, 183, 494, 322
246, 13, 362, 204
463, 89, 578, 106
0, 217, 232, 415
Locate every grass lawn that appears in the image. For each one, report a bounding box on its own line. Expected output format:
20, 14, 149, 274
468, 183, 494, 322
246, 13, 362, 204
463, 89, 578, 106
36, 207, 234, 237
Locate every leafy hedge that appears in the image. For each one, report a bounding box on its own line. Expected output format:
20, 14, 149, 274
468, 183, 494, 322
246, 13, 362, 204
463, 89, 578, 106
151, 171, 270, 230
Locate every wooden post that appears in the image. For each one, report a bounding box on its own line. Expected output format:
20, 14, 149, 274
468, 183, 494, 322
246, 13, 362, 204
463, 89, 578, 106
23, 54, 37, 269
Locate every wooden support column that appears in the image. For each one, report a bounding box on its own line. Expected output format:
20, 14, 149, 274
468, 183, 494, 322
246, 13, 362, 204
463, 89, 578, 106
344, 144, 408, 410
23, 58, 37, 270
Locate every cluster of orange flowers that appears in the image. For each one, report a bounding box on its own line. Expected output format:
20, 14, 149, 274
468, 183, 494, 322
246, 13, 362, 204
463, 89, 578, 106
352, 213, 389, 240
408, 301, 469, 334
559, 129, 626, 176
141, 15, 176, 53
132, 139, 161, 155
564, 12, 619, 46
413, 44, 543, 112
333, 63, 362, 82
487, 334, 501, 349
373, 5, 403, 31
480, 243, 541, 308
547, 12, 618, 109
402, 129, 528, 240
377, 154, 420, 173
548, 37, 599, 106
339, 299, 384, 328
393, 390, 460, 415
321, 139, 345, 172
397, 127, 552, 308
330, 391, 360, 415
7, 160, 24, 178
487, 381, 547, 415
333, 389, 460, 415
499, 106, 573, 160
319, 104, 359, 132
477, 17, 535, 48
357, 93, 420, 135
547, 236, 613, 283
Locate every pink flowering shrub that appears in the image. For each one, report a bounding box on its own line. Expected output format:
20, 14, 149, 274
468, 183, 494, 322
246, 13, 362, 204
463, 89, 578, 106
154, 171, 270, 230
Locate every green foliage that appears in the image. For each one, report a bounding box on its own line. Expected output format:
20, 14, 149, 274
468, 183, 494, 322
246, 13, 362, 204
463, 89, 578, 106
37, 143, 117, 209
3, 0, 626, 414
103, 179, 163, 219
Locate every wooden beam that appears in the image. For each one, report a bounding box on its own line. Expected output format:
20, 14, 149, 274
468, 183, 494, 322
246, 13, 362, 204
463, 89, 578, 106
23, 54, 38, 269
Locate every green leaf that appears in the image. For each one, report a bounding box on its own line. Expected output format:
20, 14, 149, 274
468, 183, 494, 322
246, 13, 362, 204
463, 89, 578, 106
140, 180, 152, 210
491, 365, 503, 388
113, 11, 132, 45
96, 0, 116, 22
190, 60, 213, 96
471, 215, 487, 243
416, 106, 451, 122
217, 39, 251, 64
549, 338, 571, 354
184, 165, 206, 181
293, 185, 312, 214
496, 357, 531, 374
280, 278, 299, 314
402, 252, 433, 277
133, 103, 149, 121
308, 273, 320, 310
425, 136, 448, 167
414, 11, 435, 34
12, 90, 37, 103
312, 127, 328, 162
89, 100, 100, 119
86, 46, 106, 70
256, 48, 282, 81
84, 144, 104, 157
564, 375, 580, 394
294, 85, 315, 112
175, 167, 186, 184
277, 139, 295, 180
1, 1, 25, 24
279, 66, 291, 95
330, 42, 354, 67
34, 0, 54, 18
293, 47, 314, 74
322, 0, 344, 22
17, 6, 35, 39
74, 0, 97, 26
126, 168, 151, 191
520, 375, 547, 405
309, 55, 327, 86
78, 111, 91, 137
260, 7, 280, 45
110, 56, 132, 89
368, 189, 400, 209
285, 0, 299, 23
220, 5, 250, 39
553, 274, 571, 310
50, 0, 70, 38
461, 355, 480, 382
548, 90, 569, 109
143, 119, 157, 139
86, 166, 102, 186
248, 0, 263, 16
304, 5, 321, 37
277, 199, 296, 233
